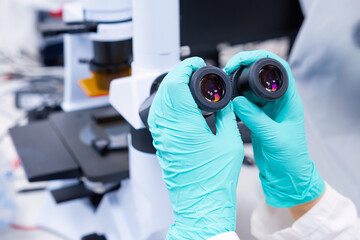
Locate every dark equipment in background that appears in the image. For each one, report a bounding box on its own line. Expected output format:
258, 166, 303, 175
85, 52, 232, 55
37, 11, 64, 66
39, 1, 303, 67
180, 0, 303, 64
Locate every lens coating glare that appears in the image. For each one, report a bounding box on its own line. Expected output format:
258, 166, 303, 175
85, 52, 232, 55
259, 65, 282, 92
200, 74, 225, 102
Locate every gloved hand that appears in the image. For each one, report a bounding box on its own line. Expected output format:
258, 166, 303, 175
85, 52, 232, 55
148, 57, 244, 239
224, 50, 325, 208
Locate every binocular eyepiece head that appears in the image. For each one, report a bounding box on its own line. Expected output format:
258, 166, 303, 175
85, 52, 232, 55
140, 57, 289, 128
189, 58, 289, 112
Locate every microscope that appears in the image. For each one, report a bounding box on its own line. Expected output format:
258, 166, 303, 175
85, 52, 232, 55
10, 0, 178, 239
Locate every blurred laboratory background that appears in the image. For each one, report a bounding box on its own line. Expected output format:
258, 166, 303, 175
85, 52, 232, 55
0, 0, 359, 239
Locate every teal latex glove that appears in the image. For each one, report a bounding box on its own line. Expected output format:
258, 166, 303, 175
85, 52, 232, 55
225, 50, 325, 208
148, 57, 244, 239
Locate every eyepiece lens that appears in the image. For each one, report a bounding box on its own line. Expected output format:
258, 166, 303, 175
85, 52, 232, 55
200, 74, 225, 102
259, 65, 282, 92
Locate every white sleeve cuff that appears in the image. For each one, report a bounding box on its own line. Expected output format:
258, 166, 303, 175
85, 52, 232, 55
208, 231, 240, 240
251, 183, 360, 239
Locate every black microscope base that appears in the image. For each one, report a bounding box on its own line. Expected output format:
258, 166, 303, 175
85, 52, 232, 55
9, 106, 129, 183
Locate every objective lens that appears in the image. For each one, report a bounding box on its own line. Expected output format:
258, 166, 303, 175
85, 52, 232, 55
200, 74, 225, 102
259, 65, 282, 92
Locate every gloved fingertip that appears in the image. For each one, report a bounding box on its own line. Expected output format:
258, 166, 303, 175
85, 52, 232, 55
232, 96, 274, 135
223, 66, 230, 75
190, 56, 205, 63
214, 102, 239, 135
181, 56, 206, 69
220, 100, 234, 113
164, 57, 206, 88
232, 96, 252, 110
223, 63, 237, 75
223, 53, 242, 74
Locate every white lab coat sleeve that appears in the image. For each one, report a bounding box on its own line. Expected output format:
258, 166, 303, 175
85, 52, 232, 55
208, 231, 240, 240
250, 184, 360, 239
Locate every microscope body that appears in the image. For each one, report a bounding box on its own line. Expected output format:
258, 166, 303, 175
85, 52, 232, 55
99, 0, 181, 239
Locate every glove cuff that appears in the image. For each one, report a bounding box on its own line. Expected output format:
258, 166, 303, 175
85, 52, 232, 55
166, 205, 237, 240
166, 221, 236, 240
261, 161, 326, 208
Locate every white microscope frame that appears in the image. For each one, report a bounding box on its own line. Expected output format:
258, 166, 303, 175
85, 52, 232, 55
41, 0, 180, 239
101, 0, 180, 239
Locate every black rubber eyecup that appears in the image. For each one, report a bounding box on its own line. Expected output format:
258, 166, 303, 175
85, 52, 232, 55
189, 66, 232, 112
248, 58, 289, 101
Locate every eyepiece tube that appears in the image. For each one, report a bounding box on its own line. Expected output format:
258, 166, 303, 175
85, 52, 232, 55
231, 58, 289, 101
189, 66, 232, 112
